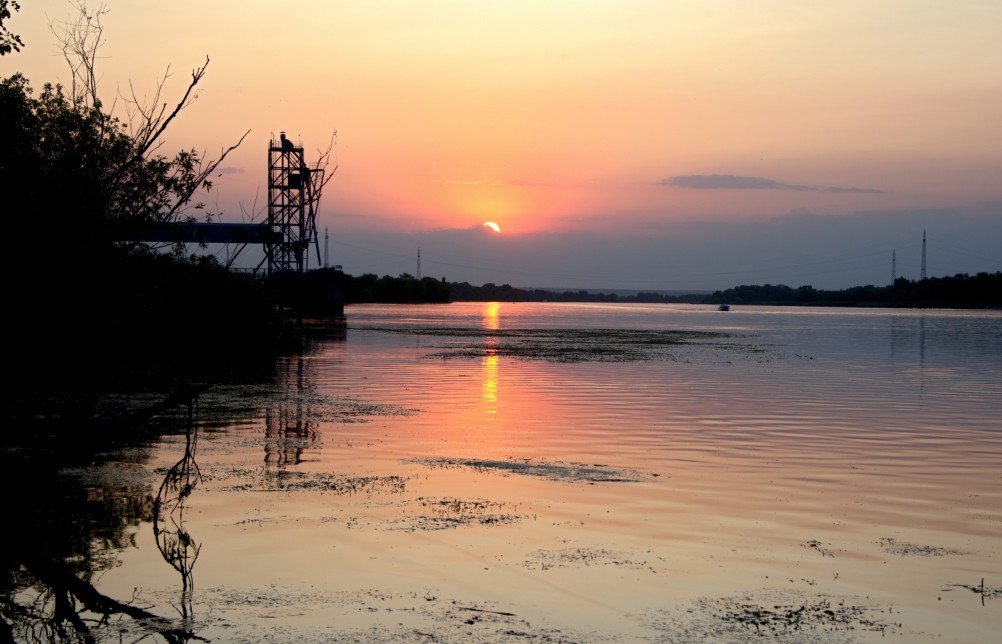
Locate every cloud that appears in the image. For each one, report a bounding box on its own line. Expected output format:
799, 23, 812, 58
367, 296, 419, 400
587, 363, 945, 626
216, 166, 244, 175
664, 174, 881, 194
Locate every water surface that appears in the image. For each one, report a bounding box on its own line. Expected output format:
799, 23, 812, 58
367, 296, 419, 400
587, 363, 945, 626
6, 303, 1001, 642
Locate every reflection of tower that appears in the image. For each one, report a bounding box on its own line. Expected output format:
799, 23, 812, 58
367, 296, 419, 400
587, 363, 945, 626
891, 250, 897, 284
267, 132, 325, 274
920, 230, 927, 281
264, 356, 318, 467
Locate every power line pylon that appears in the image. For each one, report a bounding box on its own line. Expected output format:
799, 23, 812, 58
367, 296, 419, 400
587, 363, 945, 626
920, 230, 927, 281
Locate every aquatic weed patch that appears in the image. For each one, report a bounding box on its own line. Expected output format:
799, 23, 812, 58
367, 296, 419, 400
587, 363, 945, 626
389, 496, 528, 531
200, 587, 588, 643
877, 537, 965, 556
942, 578, 1001, 602
409, 456, 648, 483
523, 547, 653, 571
170, 383, 419, 429
802, 539, 837, 558
276, 473, 409, 495
645, 592, 901, 642
316, 396, 419, 422
215, 467, 409, 495
356, 325, 765, 363
710, 596, 900, 638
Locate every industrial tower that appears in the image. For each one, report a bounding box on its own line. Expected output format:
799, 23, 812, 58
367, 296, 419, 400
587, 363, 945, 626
267, 132, 326, 274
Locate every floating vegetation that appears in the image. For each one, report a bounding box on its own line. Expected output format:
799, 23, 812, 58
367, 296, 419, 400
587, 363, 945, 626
355, 325, 768, 363
802, 539, 836, 558
646, 593, 901, 642
279, 473, 409, 495
158, 383, 419, 431
314, 396, 419, 423
199, 587, 586, 643
943, 578, 1001, 602
710, 596, 899, 637
409, 456, 648, 483
877, 537, 965, 557
523, 547, 651, 571
390, 496, 527, 532
217, 469, 408, 495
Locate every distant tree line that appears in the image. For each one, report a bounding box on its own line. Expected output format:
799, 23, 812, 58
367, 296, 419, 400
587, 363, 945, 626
280, 270, 451, 313
447, 282, 707, 304
290, 272, 712, 306
293, 271, 1000, 308
445, 274, 1000, 307
704, 272, 1002, 307
343, 273, 451, 303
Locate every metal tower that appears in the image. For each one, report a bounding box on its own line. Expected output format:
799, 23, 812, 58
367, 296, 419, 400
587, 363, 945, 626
891, 250, 896, 284
920, 230, 927, 280
267, 132, 325, 274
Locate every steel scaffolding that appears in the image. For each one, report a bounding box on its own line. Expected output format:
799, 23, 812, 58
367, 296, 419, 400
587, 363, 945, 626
267, 132, 325, 274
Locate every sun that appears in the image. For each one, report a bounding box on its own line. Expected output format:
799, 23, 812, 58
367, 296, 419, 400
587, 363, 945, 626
483, 221, 501, 233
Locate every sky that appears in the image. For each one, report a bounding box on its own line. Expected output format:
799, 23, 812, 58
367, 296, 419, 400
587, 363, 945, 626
5, 1, 1001, 291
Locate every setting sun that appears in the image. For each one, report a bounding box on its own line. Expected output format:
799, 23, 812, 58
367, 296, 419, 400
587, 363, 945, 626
483, 221, 501, 233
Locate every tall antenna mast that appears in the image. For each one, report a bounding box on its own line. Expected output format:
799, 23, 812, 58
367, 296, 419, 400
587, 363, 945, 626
891, 250, 896, 284
325, 226, 329, 268
920, 229, 927, 280
417, 247, 422, 279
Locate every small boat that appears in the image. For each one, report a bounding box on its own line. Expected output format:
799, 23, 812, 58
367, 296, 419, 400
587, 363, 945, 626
718, 303, 730, 311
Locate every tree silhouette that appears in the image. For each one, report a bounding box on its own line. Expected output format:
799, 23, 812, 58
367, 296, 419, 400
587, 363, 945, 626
2, 2, 282, 408
0, 0, 21, 55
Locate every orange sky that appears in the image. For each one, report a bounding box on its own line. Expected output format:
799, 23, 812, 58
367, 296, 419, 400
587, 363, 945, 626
5, 1, 1001, 288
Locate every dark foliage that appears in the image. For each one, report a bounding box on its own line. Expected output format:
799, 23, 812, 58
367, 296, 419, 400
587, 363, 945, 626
705, 272, 1002, 307
296, 270, 452, 305
0, 0, 21, 55
2, 71, 281, 407
448, 282, 707, 304
438, 274, 1000, 307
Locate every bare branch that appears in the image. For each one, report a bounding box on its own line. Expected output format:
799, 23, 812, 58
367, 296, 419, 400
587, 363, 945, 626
314, 129, 340, 193
44, 0, 252, 250
49, 1, 108, 107
129, 58, 207, 160
163, 129, 251, 222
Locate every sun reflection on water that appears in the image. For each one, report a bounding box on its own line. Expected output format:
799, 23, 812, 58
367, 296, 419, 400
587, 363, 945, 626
481, 302, 500, 410
481, 354, 498, 406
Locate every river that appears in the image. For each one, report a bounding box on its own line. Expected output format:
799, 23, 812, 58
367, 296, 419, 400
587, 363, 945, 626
4, 302, 1000, 642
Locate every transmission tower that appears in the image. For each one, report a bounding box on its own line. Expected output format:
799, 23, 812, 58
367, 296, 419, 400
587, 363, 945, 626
891, 250, 896, 284
266, 132, 326, 274
417, 247, 422, 279
920, 229, 927, 280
